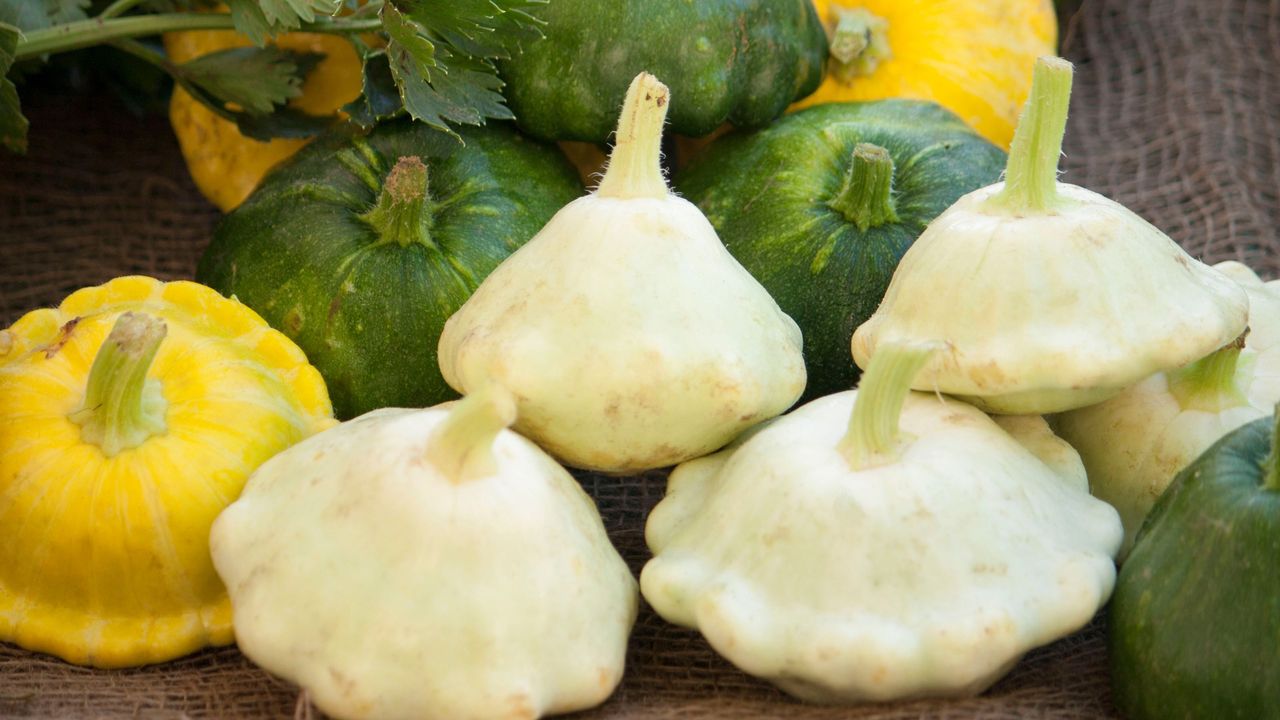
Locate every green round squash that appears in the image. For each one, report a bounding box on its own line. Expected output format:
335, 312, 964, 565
497, 0, 828, 143
196, 121, 583, 420
1110, 413, 1280, 719
674, 100, 1006, 400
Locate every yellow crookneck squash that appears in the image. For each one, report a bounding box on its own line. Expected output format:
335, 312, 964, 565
164, 27, 363, 211
0, 276, 335, 668
793, 0, 1057, 149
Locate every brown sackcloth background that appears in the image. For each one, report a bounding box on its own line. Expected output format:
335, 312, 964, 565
2, 0, 1278, 717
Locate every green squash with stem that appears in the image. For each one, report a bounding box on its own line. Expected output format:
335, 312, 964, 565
197, 121, 582, 419
674, 100, 1005, 399
1109, 411, 1280, 719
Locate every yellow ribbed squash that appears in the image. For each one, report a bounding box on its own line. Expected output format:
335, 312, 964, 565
164, 28, 363, 211
792, 0, 1057, 149
0, 276, 335, 668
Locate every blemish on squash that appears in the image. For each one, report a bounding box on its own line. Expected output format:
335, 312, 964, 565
43, 317, 81, 359
0, 330, 12, 356
761, 525, 791, 546
283, 308, 304, 336
603, 397, 621, 420
504, 693, 535, 720
971, 562, 1009, 575
328, 667, 357, 698
967, 360, 1007, 390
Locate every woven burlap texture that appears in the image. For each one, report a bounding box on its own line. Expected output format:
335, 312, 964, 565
2, 0, 1277, 716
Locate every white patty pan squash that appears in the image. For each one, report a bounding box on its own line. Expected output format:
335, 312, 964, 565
851, 58, 1247, 415
1053, 260, 1280, 558
641, 344, 1121, 703
1215, 260, 1280, 400
437, 73, 806, 474
210, 387, 638, 720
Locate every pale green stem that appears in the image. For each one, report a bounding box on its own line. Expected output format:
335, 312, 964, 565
838, 343, 937, 469
72, 312, 169, 456
829, 143, 899, 231
595, 72, 670, 200
986, 56, 1074, 214
826, 7, 892, 83
360, 156, 436, 248
1167, 336, 1248, 413
16, 14, 381, 61
427, 385, 518, 482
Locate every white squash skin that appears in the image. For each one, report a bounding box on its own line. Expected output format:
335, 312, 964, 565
438, 194, 806, 473
1214, 260, 1280, 401
642, 392, 1121, 703
852, 183, 1249, 415
1051, 260, 1280, 558
1053, 375, 1266, 559
210, 406, 638, 720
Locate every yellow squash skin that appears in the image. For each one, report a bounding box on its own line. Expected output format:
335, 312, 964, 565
164, 29, 363, 211
793, 0, 1057, 149
0, 276, 335, 668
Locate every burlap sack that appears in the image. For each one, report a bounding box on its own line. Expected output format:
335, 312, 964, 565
2, 0, 1277, 716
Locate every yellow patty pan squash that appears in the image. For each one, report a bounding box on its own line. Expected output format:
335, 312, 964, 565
793, 0, 1057, 149
0, 276, 334, 668
164, 27, 363, 211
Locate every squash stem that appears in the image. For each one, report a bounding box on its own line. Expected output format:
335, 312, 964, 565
596, 72, 670, 200
826, 7, 891, 82
15, 13, 381, 61
1167, 335, 1249, 413
986, 56, 1073, 214
427, 385, 518, 483
360, 156, 435, 249
838, 343, 936, 469
72, 312, 168, 456
829, 143, 899, 231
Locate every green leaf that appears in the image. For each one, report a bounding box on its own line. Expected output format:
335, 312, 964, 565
0, 20, 26, 153
170, 45, 337, 140
0, 0, 89, 33
342, 50, 402, 128
377, 0, 544, 136
396, 45, 510, 128
224, 0, 342, 45
178, 46, 319, 115
399, 0, 543, 59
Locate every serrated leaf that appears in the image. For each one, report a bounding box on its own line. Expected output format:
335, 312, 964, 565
0, 20, 27, 153
178, 46, 319, 115
171, 45, 337, 140
0, 0, 89, 32
224, 0, 342, 45
375, 0, 541, 137
342, 50, 402, 128
395, 0, 543, 60
380, 1, 433, 70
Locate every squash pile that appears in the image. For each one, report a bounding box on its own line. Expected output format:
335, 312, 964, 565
5, 3, 1277, 720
